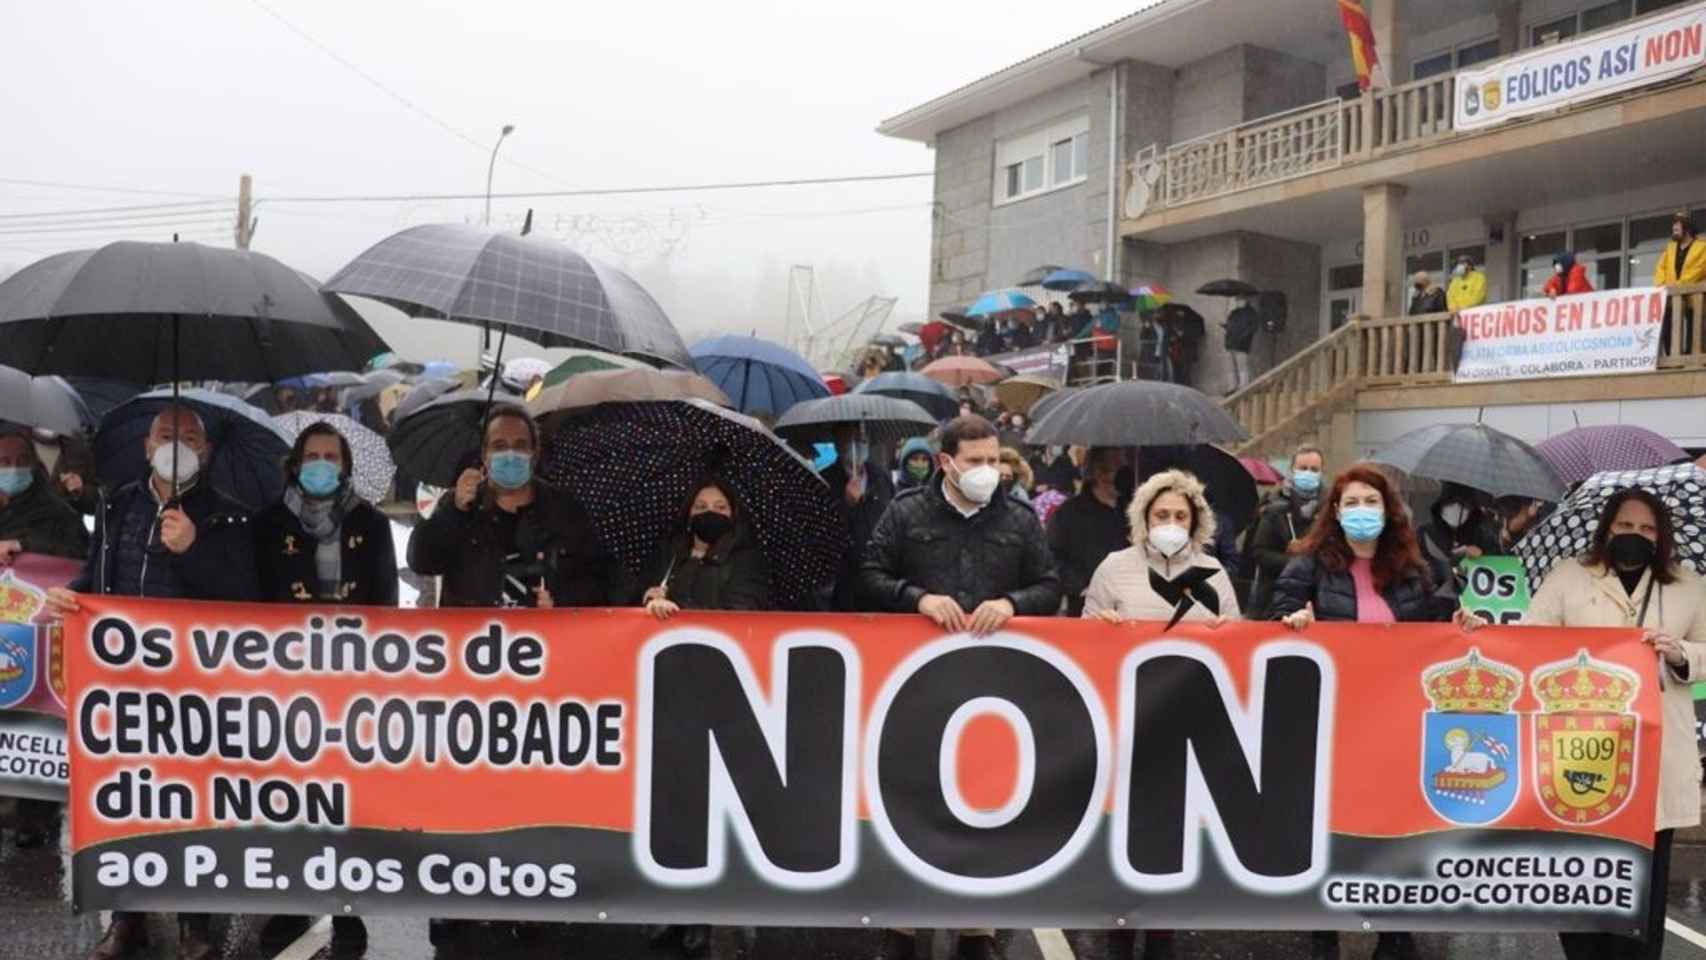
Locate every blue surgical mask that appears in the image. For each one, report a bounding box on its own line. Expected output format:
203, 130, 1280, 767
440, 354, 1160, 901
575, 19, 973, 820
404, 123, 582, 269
1339, 505, 1386, 543
488, 451, 533, 490
1293, 469, 1321, 494
298, 460, 342, 498
0, 467, 32, 496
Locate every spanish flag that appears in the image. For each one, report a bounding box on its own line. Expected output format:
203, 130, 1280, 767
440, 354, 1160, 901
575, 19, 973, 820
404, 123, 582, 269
1337, 0, 1384, 91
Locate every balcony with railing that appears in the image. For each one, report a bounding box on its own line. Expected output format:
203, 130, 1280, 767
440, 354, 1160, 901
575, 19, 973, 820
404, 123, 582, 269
1130, 69, 1458, 216
1222, 283, 1706, 459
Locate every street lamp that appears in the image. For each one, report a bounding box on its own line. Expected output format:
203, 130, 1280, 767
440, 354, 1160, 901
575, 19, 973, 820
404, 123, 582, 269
483, 124, 516, 227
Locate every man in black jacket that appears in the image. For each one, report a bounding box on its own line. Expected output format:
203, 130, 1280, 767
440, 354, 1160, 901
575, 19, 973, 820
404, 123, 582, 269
1246, 444, 1324, 618
46, 406, 257, 960
410, 405, 619, 609
1046, 447, 1126, 616
821, 425, 894, 611
859, 415, 1058, 960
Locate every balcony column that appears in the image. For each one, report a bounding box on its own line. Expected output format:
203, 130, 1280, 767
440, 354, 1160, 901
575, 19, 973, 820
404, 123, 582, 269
1372, 0, 1405, 85
1495, 2, 1522, 54
1362, 182, 1407, 318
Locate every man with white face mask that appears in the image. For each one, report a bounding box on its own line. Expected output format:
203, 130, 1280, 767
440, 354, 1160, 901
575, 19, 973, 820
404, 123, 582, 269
859, 414, 1059, 960
45, 405, 257, 960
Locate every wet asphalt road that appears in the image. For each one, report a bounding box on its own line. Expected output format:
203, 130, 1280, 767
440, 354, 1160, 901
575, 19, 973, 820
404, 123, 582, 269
6, 827, 1706, 960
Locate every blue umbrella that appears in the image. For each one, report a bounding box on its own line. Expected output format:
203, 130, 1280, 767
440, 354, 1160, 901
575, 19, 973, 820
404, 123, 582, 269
94, 388, 291, 511
689, 334, 830, 418
966, 289, 1039, 317
1040, 269, 1096, 291
854, 371, 959, 421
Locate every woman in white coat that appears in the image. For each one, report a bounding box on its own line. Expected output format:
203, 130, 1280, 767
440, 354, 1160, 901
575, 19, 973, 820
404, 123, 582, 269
1083, 467, 1241, 626
1522, 487, 1706, 960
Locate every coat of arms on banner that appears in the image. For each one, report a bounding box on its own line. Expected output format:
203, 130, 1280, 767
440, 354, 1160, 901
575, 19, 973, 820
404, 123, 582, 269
1481, 79, 1502, 113
0, 624, 36, 709
1534, 650, 1639, 825
1421, 648, 1522, 824
0, 572, 46, 624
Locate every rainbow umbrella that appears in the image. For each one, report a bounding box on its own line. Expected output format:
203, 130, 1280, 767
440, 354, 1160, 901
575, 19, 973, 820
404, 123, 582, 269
1131, 284, 1173, 312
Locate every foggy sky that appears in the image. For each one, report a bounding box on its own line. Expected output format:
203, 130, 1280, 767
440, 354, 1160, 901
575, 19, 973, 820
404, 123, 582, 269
3, 0, 1139, 366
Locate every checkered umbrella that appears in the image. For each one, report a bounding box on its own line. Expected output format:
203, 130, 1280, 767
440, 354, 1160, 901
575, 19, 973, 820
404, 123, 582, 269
1370, 423, 1566, 502
323, 224, 691, 368
271, 411, 396, 504
538, 399, 848, 607
1534, 425, 1688, 484
1515, 464, 1706, 588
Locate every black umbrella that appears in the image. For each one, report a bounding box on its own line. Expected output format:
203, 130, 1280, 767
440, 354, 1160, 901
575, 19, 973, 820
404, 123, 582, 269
1141, 445, 1260, 537
1027, 385, 1081, 424
1196, 278, 1260, 298
95, 388, 290, 511
1067, 282, 1135, 305
0, 242, 388, 383
869, 334, 907, 349
774, 393, 938, 448
0, 366, 93, 435
939, 308, 985, 331
1371, 423, 1566, 502
387, 385, 522, 490
323, 223, 690, 368
1015, 264, 1067, 288
1025, 381, 1247, 447
854, 371, 959, 421
537, 399, 849, 607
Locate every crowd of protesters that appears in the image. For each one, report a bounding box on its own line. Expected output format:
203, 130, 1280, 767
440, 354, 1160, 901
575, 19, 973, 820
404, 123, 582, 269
1, 365, 1700, 960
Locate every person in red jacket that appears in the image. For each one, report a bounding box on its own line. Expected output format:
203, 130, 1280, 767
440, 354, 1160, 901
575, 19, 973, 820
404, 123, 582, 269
1543, 251, 1594, 297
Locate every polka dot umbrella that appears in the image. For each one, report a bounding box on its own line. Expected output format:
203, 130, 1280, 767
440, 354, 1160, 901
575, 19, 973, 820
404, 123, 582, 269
1534, 424, 1688, 484
538, 398, 849, 607
1514, 463, 1706, 590
271, 411, 397, 504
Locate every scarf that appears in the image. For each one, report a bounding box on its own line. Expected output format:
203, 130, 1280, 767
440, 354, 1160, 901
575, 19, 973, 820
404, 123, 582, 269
284, 484, 359, 598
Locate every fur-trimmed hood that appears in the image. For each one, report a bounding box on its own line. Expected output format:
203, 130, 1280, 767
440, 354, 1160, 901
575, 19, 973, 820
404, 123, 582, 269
1126, 468, 1217, 551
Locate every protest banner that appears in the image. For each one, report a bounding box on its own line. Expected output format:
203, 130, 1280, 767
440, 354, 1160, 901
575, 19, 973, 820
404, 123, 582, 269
66, 599, 1660, 933
1460, 556, 1532, 626
1454, 288, 1666, 383
1455, 4, 1706, 131
985, 343, 1070, 381
0, 554, 80, 801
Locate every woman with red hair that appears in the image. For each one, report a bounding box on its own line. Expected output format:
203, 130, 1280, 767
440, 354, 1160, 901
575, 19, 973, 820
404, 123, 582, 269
1272, 463, 1446, 960
1272, 463, 1442, 630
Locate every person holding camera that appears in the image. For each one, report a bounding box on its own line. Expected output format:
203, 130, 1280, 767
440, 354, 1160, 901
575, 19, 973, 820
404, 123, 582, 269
409, 404, 620, 612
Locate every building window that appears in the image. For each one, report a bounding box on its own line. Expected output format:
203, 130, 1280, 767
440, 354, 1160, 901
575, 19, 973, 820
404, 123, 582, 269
1584, 0, 1633, 30
1412, 36, 1499, 80
1575, 221, 1625, 290
1328, 264, 1363, 290
1532, 14, 1579, 45
1521, 230, 1569, 297
1636, 0, 1687, 14
995, 114, 1089, 205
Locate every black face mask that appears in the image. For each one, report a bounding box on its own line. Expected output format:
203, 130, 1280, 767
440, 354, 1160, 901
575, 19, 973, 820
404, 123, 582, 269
690, 511, 734, 545
1608, 533, 1656, 571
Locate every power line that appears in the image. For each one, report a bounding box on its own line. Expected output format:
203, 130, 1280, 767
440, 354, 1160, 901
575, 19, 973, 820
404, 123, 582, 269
245, 0, 570, 188
0, 207, 234, 231
261, 171, 934, 204
0, 200, 228, 222
0, 215, 233, 237
0, 176, 223, 199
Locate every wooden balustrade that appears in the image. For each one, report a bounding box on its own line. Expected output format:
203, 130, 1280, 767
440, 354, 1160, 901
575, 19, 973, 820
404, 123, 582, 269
1359, 311, 1456, 384
1223, 321, 1359, 442
1659, 283, 1706, 367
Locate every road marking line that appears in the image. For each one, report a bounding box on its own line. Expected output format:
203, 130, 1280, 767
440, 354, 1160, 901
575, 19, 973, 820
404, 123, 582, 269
1033, 927, 1076, 960
272, 915, 331, 960
1670, 916, 1706, 952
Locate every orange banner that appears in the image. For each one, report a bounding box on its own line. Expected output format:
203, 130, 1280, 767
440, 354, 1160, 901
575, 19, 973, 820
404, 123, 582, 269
65, 598, 1660, 931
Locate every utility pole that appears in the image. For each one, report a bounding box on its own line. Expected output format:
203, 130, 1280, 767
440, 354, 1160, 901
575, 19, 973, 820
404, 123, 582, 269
235, 174, 255, 250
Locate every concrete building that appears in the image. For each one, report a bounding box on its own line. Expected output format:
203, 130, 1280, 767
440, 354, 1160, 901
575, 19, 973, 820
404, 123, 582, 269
880, 0, 1706, 464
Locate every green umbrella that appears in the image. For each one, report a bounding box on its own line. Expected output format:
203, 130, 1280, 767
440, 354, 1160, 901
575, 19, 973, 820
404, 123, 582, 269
542, 353, 623, 388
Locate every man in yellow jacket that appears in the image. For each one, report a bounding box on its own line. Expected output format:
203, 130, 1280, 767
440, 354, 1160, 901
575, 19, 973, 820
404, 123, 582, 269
1653, 212, 1706, 286
1446, 255, 1486, 311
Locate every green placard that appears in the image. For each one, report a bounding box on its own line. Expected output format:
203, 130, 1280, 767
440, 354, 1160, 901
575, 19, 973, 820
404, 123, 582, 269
1460, 555, 1531, 625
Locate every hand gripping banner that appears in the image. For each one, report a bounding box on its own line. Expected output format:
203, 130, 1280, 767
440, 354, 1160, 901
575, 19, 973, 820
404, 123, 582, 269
64, 598, 1660, 933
